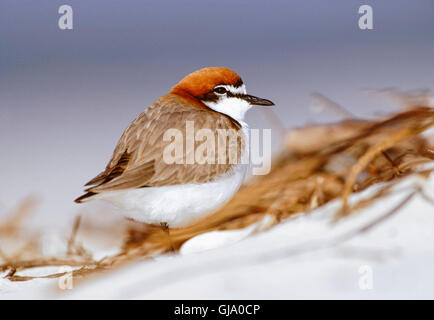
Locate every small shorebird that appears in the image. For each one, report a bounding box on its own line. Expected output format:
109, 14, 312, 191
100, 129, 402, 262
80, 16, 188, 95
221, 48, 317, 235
75, 67, 274, 228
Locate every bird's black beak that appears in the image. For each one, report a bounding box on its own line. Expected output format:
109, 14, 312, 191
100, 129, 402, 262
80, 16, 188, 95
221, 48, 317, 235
240, 94, 274, 106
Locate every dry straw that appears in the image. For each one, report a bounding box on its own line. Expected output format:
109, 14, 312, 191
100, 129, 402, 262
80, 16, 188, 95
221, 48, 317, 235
1, 104, 434, 284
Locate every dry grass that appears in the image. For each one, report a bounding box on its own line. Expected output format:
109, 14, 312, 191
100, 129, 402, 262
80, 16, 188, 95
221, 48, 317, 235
1, 103, 434, 284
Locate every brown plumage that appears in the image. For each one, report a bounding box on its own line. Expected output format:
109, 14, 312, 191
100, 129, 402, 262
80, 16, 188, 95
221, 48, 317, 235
75, 68, 245, 203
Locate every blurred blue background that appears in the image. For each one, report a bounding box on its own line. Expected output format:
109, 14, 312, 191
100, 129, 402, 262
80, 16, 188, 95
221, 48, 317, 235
1, 0, 433, 225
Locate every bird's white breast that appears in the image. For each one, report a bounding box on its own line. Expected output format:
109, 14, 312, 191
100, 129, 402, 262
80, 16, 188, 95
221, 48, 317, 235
96, 163, 248, 227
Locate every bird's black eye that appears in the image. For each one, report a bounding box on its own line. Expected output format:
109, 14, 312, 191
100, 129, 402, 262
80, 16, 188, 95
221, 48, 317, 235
214, 87, 227, 94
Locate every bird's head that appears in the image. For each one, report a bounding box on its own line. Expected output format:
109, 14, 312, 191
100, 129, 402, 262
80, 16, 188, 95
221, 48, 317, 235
171, 67, 274, 122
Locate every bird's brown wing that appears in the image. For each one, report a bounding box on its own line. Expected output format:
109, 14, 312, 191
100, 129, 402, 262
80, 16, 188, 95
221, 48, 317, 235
75, 94, 243, 202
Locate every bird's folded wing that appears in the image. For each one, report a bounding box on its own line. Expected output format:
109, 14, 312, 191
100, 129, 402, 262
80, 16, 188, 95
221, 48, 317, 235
84, 94, 243, 194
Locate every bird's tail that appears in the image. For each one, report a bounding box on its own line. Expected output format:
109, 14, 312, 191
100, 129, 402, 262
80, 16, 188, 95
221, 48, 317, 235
74, 191, 98, 203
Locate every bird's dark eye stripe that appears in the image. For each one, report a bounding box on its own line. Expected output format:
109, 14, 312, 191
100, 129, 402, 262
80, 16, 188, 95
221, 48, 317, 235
234, 78, 244, 88
214, 87, 227, 94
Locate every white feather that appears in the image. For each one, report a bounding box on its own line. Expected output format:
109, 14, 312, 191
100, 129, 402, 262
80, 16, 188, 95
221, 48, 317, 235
95, 163, 248, 227
203, 84, 251, 123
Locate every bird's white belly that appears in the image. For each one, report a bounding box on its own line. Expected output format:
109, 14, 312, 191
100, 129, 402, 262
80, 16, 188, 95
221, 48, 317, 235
97, 164, 248, 227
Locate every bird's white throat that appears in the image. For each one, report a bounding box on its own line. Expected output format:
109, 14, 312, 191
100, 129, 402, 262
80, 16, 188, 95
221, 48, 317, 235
202, 84, 251, 122
96, 163, 248, 227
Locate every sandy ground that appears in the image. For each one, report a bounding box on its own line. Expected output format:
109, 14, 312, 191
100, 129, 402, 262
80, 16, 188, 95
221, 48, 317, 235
1, 169, 433, 299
